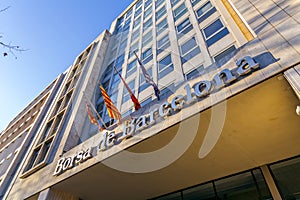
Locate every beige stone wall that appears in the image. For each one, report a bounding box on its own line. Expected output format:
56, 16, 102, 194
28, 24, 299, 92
5, 0, 300, 199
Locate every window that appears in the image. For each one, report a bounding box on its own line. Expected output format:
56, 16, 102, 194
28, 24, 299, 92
122, 108, 133, 118
173, 3, 188, 21
141, 97, 153, 107
155, 0, 164, 9
126, 8, 133, 19
142, 48, 153, 64
185, 65, 204, 80
176, 18, 193, 36
214, 45, 236, 63
119, 38, 128, 52
144, 18, 153, 31
270, 157, 300, 200
127, 59, 137, 78
142, 30, 153, 47
129, 42, 139, 59
110, 91, 119, 105
144, 6, 152, 19
191, 0, 201, 6
158, 54, 174, 79
157, 34, 170, 54
139, 68, 153, 92
135, 5, 143, 18
145, 0, 152, 8
123, 79, 135, 103
123, 19, 131, 31
115, 54, 125, 69
136, 0, 143, 8
133, 16, 142, 29
156, 18, 168, 36
171, 0, 181, 6
131, 29, 140, 42
156, 6, 166, 21
160, 84, 175, 99
180, 37, 201, 63
110, 73, 122, 93
203, 19, 229, 47
153, 169, 272, 200
196, 1, 217, 23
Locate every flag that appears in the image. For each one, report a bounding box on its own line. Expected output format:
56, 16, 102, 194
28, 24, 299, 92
134, 51, 160, 100
114, 66, 141, 111
85, 102, 104, 131
100, 85, 121, 122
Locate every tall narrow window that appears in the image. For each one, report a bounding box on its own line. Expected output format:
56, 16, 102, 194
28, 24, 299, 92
180, 37, 201, 63
156, 18, 168, 36
155, 0, 165, 9
157, 34, 170, 54
196, 1, 217, 23
142, 48, 153, 64
173, 3, 188, 21
142, 30, 153, 47
203, 19, 229, 47
144, 6, 152, 19
176, 18, 193, 36
127, 59, 137, 78
171, 0, 181, 6
144, 18, 153, 31
158, 54, 174, 79
156, 6, 166, 21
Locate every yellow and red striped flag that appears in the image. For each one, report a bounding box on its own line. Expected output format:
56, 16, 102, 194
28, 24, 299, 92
99, 85, 121, 122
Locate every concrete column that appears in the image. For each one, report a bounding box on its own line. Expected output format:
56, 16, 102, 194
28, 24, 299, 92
260, 165, 282, 200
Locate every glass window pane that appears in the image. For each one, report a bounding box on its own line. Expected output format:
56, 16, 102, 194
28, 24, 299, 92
144, 6, 152, 19
156, 6, 166, 21
174, 3, 187, 21
145, 0, 152, 8
204, 19, 223, 38
191, 0, 201, 6
181, 37, 197, 55
270, 157, 300, 200
206, 28, 229, 47
215, 170, 271, 200
196, 2, 212, 17
144, 18, 153, 30
136, 0, 143, 8
157, 18, 168, 35
186, 65, 204, 80
183, 182, 215, 200
214, 45, 236, 63
156, 0, 165, 8
155, 192, 181, 200
134, 16, 142, 29
171, 0, 181, 6
131, 29, 140, 42
159, 54, 172, 70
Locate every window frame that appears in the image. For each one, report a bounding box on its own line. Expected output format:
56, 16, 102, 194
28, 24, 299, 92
158, 54, 174, 79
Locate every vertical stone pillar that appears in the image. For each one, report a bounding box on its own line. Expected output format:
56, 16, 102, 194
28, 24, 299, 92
260, 165, 282, 200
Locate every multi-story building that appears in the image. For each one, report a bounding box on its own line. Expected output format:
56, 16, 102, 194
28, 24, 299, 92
3, 0, 300, 199
0, 75, 64, 199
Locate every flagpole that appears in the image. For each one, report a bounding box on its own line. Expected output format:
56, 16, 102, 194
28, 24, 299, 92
133, 51, 161, 101
83, 91, 108, 129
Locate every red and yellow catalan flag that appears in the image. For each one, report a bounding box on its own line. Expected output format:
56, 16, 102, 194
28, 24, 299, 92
100, 85, 121, 122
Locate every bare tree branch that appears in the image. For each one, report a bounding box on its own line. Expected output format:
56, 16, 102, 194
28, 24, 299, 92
0, 6, 27, 58
0, 6, 10, 13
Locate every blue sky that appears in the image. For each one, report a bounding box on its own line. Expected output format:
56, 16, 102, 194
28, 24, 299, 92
0, 0, 133, 131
